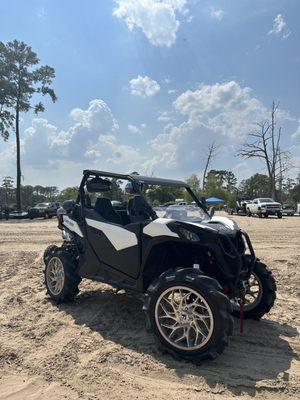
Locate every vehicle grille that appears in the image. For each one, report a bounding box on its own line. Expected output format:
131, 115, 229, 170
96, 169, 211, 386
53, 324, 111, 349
219, 232, 245, 256
265, 205, 280, 210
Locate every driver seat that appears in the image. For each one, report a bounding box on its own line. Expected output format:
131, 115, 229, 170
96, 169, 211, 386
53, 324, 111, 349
94, 197, 122, 225
128, 195, 152, 223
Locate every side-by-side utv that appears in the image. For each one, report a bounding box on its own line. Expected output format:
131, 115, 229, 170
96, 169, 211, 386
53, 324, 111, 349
44, 170, 276, 363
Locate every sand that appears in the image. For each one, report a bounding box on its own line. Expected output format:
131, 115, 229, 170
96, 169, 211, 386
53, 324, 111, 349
0, 214, 299, 399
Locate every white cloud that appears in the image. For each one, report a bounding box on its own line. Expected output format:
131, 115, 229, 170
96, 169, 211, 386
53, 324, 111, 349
157, 111, 173, 122
146, 81, 272, 172
292, 119, 300, 139
173, 81, 268, 139
268, 14, 291, 39
0, 99, 143, 182
130, 75, 160, 97
128, 123, 146, 134
168, 89, 178, 94
113, 0, 187, 47
210, 8, 224, 21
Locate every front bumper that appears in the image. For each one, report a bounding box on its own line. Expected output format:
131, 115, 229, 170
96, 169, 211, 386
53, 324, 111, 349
260, 208, 281, 214
217, 230, 256, 296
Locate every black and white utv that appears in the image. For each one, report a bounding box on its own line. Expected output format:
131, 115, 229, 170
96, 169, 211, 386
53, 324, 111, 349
44, 170, 276, 363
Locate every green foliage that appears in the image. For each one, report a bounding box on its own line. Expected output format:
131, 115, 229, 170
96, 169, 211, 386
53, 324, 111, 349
290, 183, 300, 204
238, 174, 270, 199
146, 185, 184, 205
0, 40, 57, 118
202, 170, 237, 207
280, 175, 300, 205
206, 170, 237, 193
184, 174, 201, 202
58, 187, 79, 203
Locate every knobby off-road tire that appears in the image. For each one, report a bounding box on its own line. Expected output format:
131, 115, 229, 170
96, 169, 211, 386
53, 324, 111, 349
277, 212, 282, 219
143, 268, 233, 363
232, 261, 276, 320
44, 247, 81, 303
43, 244, 59, 265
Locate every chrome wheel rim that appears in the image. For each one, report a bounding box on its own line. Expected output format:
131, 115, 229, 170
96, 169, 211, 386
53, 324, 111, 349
232, 272, 262, 311
46, 257, 65, 296
155, 286, 214, 351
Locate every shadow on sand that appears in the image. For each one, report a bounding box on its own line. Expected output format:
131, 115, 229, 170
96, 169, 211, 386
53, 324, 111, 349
58, 288, 298, 397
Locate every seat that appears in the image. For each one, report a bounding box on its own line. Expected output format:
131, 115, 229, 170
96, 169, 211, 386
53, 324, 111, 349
94, 197, 122, 225
128, 195, 153, 223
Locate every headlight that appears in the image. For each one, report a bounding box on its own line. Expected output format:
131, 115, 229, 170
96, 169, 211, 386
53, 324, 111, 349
179, 227, 199, 242
62, 229, 73, 241
261, 205, 266, 208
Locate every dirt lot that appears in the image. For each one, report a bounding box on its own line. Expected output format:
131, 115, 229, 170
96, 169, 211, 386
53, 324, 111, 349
0, 214, 299, 400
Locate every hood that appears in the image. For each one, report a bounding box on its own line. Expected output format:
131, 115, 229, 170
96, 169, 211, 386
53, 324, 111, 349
143, 217, 239, 240
260, 202, 281, 206
182, 216, 239, 236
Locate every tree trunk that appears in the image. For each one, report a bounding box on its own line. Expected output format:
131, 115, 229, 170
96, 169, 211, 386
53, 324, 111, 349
270, 180, 276, 200
15, 106, 21, 211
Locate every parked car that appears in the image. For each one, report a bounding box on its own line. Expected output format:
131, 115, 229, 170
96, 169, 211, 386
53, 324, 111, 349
43, 169, 276, 363
9, 211, 28, 219
246, 198, 282, 218
28, 202, 61, 219
282, 204, 296, 216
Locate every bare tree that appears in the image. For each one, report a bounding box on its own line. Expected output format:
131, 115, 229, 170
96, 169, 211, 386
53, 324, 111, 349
238, 101, 292, 199
202, 142, 218, 191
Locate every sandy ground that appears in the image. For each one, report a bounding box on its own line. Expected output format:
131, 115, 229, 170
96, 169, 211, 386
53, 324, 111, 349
0, 214, 299, 400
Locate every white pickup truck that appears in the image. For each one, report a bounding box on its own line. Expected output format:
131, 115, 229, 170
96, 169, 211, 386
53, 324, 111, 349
247, 198, 282, 218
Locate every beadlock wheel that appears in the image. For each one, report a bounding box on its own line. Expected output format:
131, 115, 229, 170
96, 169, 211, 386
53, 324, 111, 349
232, 272, 263, 312
231, 261, 276, 320
46, 257, 65, 296
155, 286, 214, 351
144, 268, 233, 362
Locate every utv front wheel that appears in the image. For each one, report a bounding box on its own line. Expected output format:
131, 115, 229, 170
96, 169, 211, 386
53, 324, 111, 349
144, 268, 233, 363
44, 249, 81, 303
232, 261, 276, 320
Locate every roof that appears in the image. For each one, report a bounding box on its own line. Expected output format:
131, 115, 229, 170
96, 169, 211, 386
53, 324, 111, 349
83, 170, 189, 188
130, 175, 188, 188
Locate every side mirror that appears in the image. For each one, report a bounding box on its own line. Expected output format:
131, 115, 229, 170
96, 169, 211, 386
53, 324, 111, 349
208, 206, 215, 217
63, 200, 75, 213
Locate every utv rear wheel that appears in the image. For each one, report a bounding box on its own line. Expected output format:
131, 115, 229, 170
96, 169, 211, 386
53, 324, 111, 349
232, 261, 276, 320
144, 268, 233, 363
44, 248, 81, 303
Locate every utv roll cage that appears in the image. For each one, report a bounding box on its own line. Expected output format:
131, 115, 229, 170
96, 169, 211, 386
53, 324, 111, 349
77, 169, 206, 210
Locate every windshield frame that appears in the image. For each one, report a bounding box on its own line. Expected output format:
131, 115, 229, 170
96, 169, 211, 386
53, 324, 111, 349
78, 170, 209, 219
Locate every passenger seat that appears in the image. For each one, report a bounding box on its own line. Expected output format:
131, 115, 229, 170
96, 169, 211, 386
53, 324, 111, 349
94, 197, 122, 225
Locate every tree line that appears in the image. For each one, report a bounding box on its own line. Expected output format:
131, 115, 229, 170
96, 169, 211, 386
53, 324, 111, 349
147, 170, 300, 207
2, 170, 299, 211
0, 179, 78, 210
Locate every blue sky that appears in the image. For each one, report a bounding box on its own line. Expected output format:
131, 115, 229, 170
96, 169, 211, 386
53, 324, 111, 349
0, 0, 299, 188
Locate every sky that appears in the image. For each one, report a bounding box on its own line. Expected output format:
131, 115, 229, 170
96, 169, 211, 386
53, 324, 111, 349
0, 0, 299, 188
